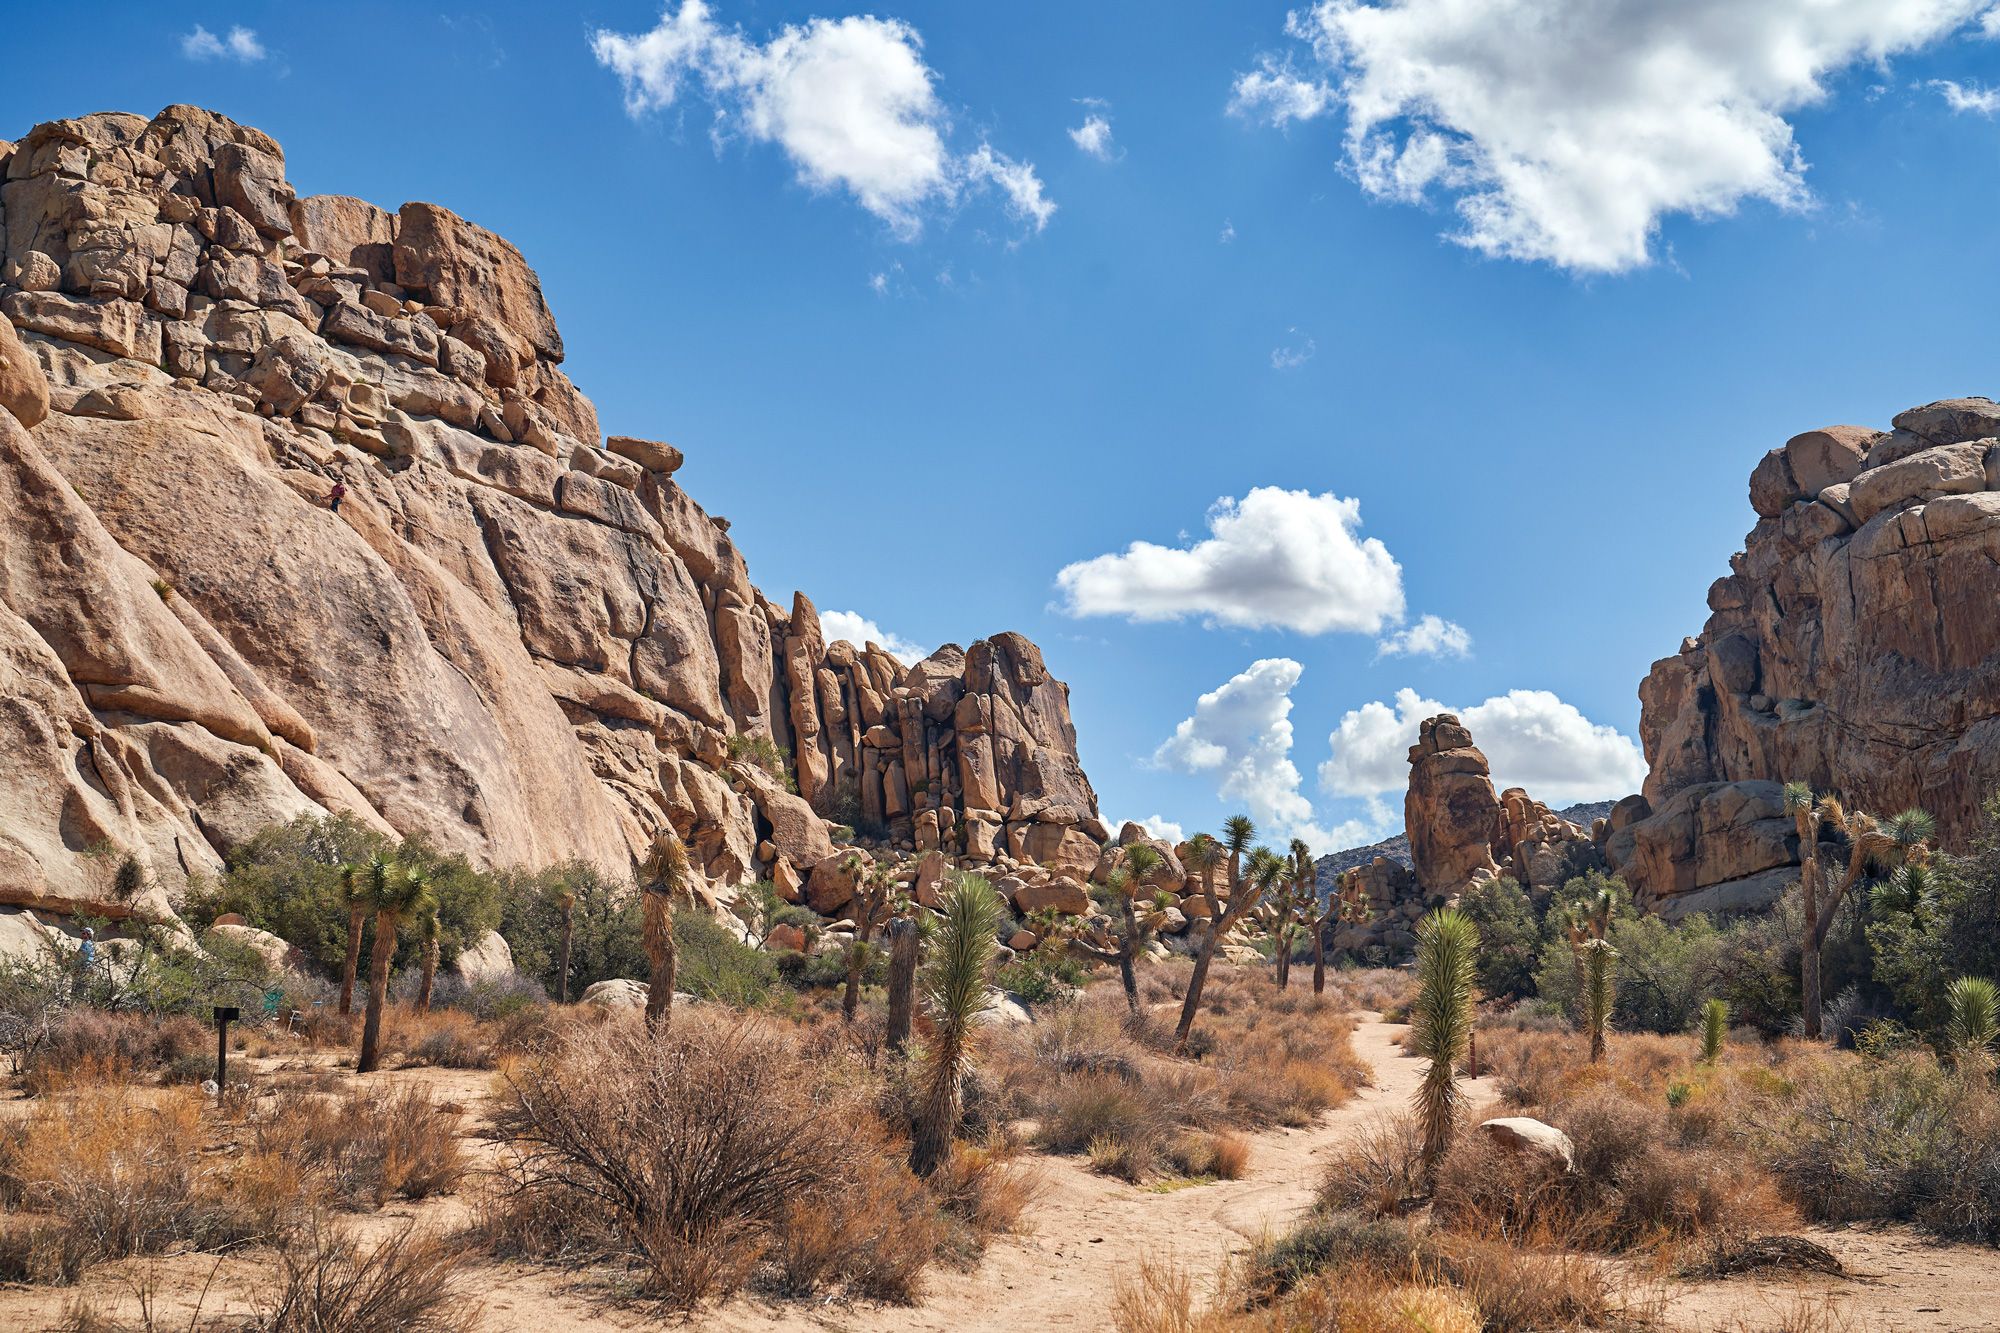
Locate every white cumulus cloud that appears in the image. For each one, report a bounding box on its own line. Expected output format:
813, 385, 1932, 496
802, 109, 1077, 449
819, 610, 925, 665
1054, 487, 1405, 636
1318, 686, 1645, 807
592, 1, 1050, 237
1154, 658, 1343, 847
1231, 0, 1992, 272
1376, 613, 1471, 659
1935, 78, 2000, 113
182, 24, 265, 62
1070, 112, 1116, 160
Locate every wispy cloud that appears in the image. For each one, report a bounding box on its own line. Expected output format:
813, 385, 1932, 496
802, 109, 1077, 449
181, 24, 264, 62
1934, 78, 2000, 114
1376, 613, 1472, 659
1270, 328, 1316, 370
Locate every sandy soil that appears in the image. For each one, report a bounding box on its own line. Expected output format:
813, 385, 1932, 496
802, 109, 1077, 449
702, 1016, 1498, 1333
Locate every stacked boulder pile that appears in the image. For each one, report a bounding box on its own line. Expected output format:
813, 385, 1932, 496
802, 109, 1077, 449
1610, 400, 2000, 917
0, 105, 1106, 952
1326, 713, 1604, 959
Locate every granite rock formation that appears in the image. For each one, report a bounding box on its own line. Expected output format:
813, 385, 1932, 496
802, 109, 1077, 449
1612, 397, 2000, 916
0, 106, 1104, 943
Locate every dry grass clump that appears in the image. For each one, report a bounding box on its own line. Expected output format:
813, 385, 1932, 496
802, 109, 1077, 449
1474, 1024, 2000, 1248
482, 1012, 1028, 1309
1230, 1212, 1616, 1333
0, 1073, 472, 1288
985, 978, 1363, 1182
1757, 1048, 2000, 1243
18, 1010, 212, 1093
259, 1217, 480, 1332
252, 1085, 467, 1207
1113, 1254, 1485, 1333
0, 1086, 259, 1283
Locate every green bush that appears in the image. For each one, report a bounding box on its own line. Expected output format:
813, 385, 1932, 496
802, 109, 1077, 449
1758, 1050, 2000, 1243
996, 948, 1087, 1006
1870, 793, 2000, 1040
1459, 877, 1538, 1001
674, 912, 778, 1007
183, 815, 499, 978
493, 861, 646, 1000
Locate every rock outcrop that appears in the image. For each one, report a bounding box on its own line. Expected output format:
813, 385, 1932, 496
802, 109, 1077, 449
1404, 714, 1601, 901
0, 106, 1104, 940
1614, 397, 2000, 915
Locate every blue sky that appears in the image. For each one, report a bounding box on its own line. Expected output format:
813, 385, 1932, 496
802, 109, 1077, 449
7, 2, 1998, 851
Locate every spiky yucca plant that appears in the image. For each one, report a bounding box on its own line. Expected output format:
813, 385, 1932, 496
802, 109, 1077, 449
357, 863, 433, 1074
1700, 997, 1728, 1065
1944, 976, 1999, 1071
1581, 937, 1617, 1063
1410, 907, 1479, 1185
910, 874, 1004, 1177
641, 832, 691, 1032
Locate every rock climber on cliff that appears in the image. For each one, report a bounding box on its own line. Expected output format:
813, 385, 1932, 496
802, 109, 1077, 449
328, 481, 346, 513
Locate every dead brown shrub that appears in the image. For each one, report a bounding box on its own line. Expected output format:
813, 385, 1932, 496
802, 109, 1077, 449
259, 1216, 479, 1332
490, 1013, 941, 1308
251, 1085, 466, 1206
0, 1087, 260, 1283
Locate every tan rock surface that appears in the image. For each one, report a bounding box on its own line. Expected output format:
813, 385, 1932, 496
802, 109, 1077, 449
0, 104, 1104, 942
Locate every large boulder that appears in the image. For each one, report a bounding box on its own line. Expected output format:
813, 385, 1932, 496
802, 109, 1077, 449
1404, 715, 1501, 894
1632, 394, 2000, 870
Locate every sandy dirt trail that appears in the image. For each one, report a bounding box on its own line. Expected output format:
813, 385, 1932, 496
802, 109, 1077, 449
699, 1015, 1499, 1333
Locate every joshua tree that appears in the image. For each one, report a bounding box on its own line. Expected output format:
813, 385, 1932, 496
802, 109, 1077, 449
1786, 782, 1935, 1038
843, 861, 899, 1024
885, 916, 921, 1055
1410, 907, 1479, 1186
1580, 937, 1617, 1063
1944, 976, 1999, 1072
336, 859, 380, 1017
555, 883, 577, 1004
1065, 842, 1166, 1015
1174, 819, 1270, 1051
358, 864, 433, 1074
1284, 839, 1325, 994
1700, 997, 1729, 1065
416, 905, 441, 1014
640, 831, 691, 1032
910, 874, 1004, 1177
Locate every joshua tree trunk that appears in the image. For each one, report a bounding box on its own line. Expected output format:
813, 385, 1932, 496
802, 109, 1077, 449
356, 908, 401, 1074
338, 902, 365, 1016
885, 917, 919, 1054
643, 890, 676, 1032
1276, 929, 1291, 989
1174, 862, 1226, 1049
418, 936, 439, 1013
1117, 895, 1144, 1014
1311, 911, 1327, 994
557, 899, 575, 1004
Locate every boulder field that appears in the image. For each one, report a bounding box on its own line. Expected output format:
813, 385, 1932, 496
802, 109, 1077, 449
0, 105, 1106, 945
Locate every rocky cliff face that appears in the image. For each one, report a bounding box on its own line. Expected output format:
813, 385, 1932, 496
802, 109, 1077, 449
0, 105, 1102, 936
1609, 398, 2000, 917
